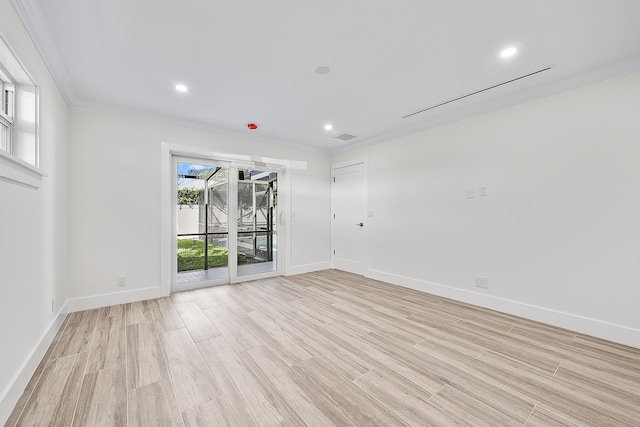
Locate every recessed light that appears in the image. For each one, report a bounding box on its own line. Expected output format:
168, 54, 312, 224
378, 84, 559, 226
175, 84, 188, 92
315, 66, 331, 75
500, 47, 517, 59
324, 124, 333, 131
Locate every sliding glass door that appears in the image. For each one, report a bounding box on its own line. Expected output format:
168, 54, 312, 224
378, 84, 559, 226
173, 157, 279, 291
176, 160, 230, 289
237, 168, 277, 277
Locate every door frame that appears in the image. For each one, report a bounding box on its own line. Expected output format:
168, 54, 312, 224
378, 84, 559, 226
331, 158, 368, 275
161, 142, 291, 295
173, 156, 232, 291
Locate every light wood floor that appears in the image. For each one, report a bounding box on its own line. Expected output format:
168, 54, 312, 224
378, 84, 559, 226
5, 270, 640, 426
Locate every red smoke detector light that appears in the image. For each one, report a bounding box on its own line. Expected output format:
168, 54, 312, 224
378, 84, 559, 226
247, 123, 258, 130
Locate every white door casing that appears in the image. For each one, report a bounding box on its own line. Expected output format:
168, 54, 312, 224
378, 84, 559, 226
332, 160, 367, 275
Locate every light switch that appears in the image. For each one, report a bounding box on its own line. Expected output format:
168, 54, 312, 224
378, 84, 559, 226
479, 186, 488, 197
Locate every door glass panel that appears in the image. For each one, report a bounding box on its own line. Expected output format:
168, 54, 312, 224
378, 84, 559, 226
176, 162, 229, 287
237, 168, 277, 277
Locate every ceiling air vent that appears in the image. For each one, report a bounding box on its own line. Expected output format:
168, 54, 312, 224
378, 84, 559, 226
333, 133, 357, 141
402, 65, 553, 119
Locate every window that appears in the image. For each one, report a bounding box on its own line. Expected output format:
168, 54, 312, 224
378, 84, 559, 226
0, 31, 42, 188
0, 74, 15, 154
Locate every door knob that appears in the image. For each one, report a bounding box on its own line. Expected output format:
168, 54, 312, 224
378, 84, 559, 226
356, 222, 364, 227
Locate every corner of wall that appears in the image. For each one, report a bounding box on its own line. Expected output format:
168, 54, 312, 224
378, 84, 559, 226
0, 300, 68, 425
287, 262, 332, 276
66, 286, 168, 313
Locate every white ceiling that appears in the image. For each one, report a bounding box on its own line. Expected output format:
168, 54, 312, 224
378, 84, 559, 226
13, 0, 640, 151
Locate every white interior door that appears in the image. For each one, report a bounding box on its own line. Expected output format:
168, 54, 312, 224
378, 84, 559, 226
332, 161, 367, 275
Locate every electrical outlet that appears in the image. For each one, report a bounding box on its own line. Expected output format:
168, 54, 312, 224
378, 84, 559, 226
117, 276, 126, 287
475, 276, 488, 289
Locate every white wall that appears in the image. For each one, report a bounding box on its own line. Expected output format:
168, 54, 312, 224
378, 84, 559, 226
0, 0, 69, 421
68, 109, 331, 306
333, 71, 640, 348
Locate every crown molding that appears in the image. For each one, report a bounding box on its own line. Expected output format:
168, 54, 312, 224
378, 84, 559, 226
334, 55, 640, 154
11, 0, 74, 105
70, 102, 331, 155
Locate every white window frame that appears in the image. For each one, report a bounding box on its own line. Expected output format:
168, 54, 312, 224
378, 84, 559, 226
0, 78, 15, 155
0, 31, 44, 189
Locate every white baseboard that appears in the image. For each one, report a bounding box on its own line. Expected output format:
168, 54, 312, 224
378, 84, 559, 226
0, 301, 68, 425
287, 261, 331, 276
67, 286, 168, 313
367, 269, 640, 349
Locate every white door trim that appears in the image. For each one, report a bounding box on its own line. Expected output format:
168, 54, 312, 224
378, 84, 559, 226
331, 157, 368, 275
172, 156, 232, 292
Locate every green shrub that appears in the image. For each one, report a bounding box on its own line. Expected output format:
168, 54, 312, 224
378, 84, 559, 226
177, 188, 200, 205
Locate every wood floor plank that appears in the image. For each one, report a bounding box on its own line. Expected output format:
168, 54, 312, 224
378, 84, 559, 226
555, 361, 640, 400
127, 300, 154, 325
435, 319, 562, 373
359, 289, 445, 317
571, 335, 640, 362
329, 289, 376, 310
190, 286, 227, 309
182, 397, 241, 427
525, 405, 583, 426
15, 352, 88, 427
292, 357, 409, 427
428, 385, 523, 427
352, 368, 437, 427
126, 321, 169, 389
243, 344, 352, 426
567, 336, 640, 376
174, 301, 220, 342
478, 350, 637, 426
554, 363, 640, 409
331, 301, 425, 344
51, 310, 99, 359
208, 290, 251, 317
244, 310, 314, 366
271, 312, 374, 381
436, 300, 516, 333
415, 325, 487, 359
294, 298, 373, 337
298, 285, 344, 306
203, 307, 263, 353
264, 277, 308, 301
73, 366, 127, 427
365, 331, 536, 423
127, 379, 184, 427
508, 324, 577, 347
197, 336, 289, 426
86, 306, 126, 372
159, 328, 222, 412
312, 320, 447, 394
148, 297, 185, 332
107, 303, 126, 318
